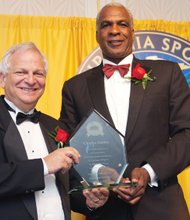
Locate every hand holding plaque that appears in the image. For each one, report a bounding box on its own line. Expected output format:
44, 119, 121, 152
68, 109, 135, 193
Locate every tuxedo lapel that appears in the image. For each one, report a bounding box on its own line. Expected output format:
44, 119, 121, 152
22, 195, 38, 220
125, 58, 145, 145
125, 79, 145, 144
0, 97, 28, 162
39, 122, 56, 152
86, 64, 114, 125
4, 121, 27, 161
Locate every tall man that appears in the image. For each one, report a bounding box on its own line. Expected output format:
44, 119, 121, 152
60, 2, 190, 220
0, 42, 80, 220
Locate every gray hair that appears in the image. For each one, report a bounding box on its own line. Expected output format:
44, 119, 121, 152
0, 42, 48, 75
96, 2, 134, 30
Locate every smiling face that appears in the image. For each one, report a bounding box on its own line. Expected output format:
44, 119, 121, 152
0, 48, 46, 112
96, 5, 134, 63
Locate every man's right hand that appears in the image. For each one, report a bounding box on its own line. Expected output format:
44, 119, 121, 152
44, 147, 80, 174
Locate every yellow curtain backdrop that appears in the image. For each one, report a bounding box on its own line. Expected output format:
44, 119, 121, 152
0, 14, 189, 220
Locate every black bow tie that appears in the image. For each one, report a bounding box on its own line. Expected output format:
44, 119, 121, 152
16, 111, 40, 125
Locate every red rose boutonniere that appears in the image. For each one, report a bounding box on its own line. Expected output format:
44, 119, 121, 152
125, 63, 157, 89
49, 126, 70, 148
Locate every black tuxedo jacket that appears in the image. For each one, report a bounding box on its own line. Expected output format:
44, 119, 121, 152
60, 57, 190, 220
0, 96, 71, 220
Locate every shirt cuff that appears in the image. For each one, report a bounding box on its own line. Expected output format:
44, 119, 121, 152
143, 164, 158, 187
42, 158, 49, 175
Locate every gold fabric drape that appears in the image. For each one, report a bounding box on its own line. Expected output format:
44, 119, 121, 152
0, 15, 189, 219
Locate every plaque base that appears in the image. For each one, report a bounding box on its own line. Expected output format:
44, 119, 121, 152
68, 182, 137, 194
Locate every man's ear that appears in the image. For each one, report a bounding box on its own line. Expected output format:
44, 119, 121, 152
132, 28, 135, 41
96, 30, 99, 43
0, 72, 6, 88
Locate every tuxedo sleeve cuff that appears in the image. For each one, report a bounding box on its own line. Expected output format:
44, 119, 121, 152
143, 164, 158, 187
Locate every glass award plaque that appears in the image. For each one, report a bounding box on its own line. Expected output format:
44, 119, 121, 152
68, 109, 132, 192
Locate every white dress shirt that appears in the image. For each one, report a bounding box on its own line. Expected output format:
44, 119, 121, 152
104, 54, 133, 136
5, 98, 65, 220
103, 55, 158, 187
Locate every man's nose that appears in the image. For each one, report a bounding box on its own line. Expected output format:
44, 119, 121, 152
110, 24, 120, 35
25, 72, 36, 83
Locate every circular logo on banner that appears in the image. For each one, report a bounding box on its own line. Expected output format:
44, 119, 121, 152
77, 30, 190, 87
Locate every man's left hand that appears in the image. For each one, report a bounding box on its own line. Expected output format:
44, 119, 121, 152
113, 168, 150, 205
